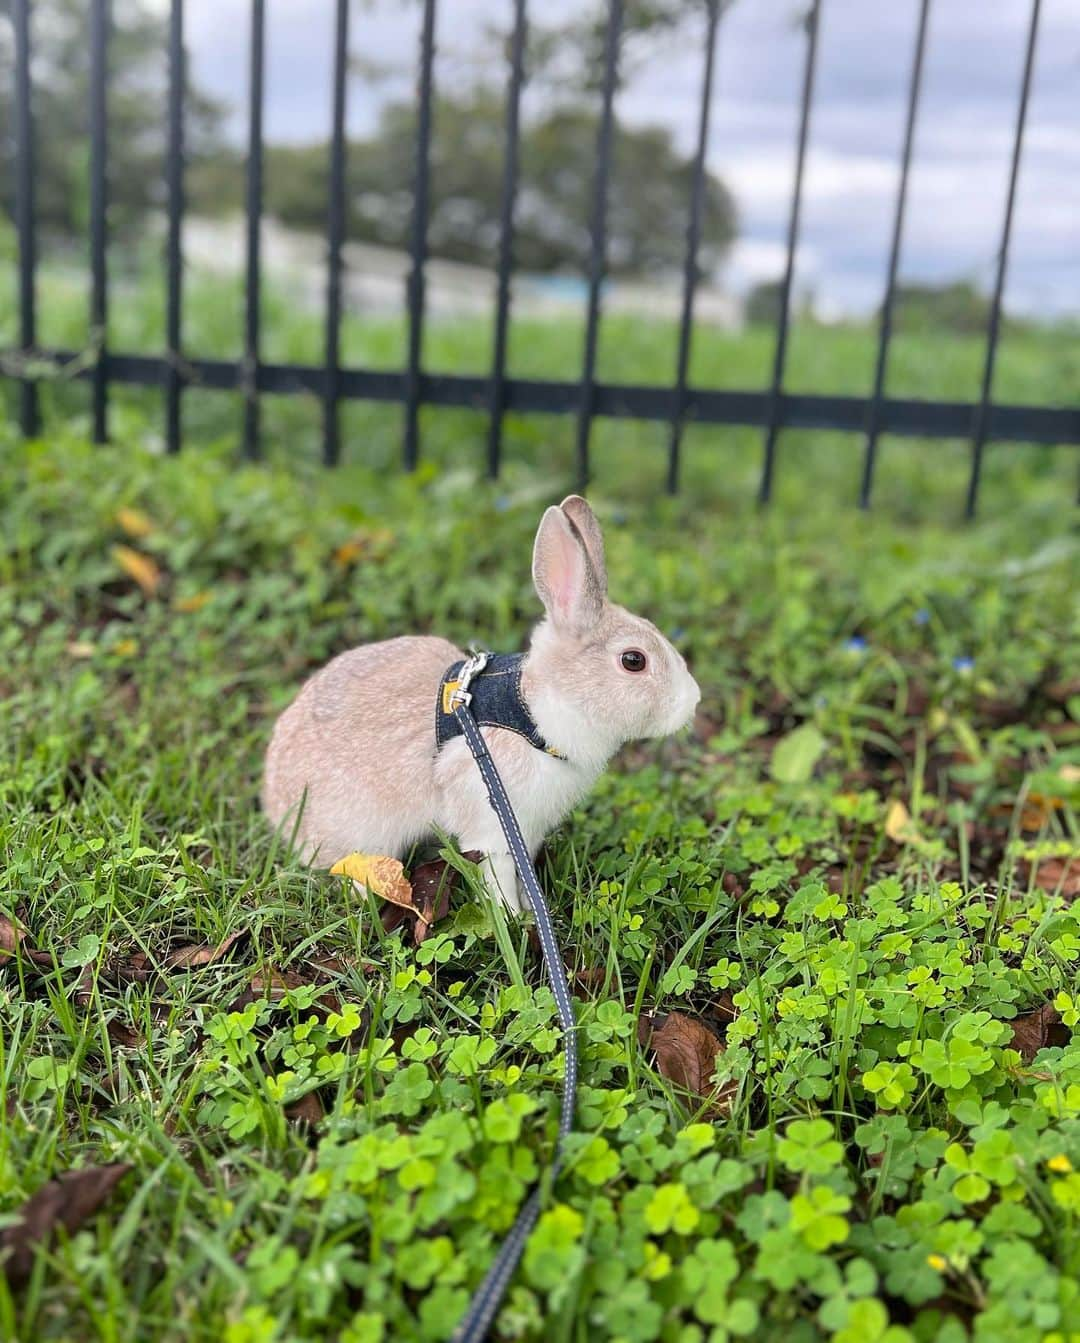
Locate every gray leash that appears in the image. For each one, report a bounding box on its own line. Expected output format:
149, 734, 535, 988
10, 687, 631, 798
449, 653, 578, 1343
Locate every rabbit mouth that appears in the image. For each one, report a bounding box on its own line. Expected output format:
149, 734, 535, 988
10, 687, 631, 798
656, 679, 702, 737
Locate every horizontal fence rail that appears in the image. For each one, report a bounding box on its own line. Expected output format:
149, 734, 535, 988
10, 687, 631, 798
2, 0, 1076, 515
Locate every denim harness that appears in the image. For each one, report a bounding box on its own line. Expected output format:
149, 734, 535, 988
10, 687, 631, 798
436, 652, 565, 759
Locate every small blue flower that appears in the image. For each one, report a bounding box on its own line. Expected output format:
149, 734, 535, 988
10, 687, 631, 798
914, 608, 930, 626
952, 655, 974, 673
494, 496, 511, 513
668, 626, 686, 642
843, 636, 868, 654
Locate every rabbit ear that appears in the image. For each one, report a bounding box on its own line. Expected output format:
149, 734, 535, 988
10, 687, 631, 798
559, 495, 607, 596
533, 504, 605, 634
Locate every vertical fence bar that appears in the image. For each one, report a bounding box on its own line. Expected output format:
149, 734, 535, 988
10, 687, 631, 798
859, 0, 929, 509
242, 0, 266, 460
965, 0, 1041, 519
667, 0, 720, 495
89, 0, 110, 444
575, 0, 623, 492
486, 0, 528, 480
323, 0, 350, 467
759, 0, 821, 505
403, 0, 437, 472
165, 0, 185, 455
13, 0, 39, 437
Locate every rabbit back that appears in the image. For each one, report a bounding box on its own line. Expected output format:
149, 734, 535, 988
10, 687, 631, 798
262, 635, 463, 864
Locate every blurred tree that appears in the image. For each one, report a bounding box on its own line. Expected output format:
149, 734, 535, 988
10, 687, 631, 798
246, 94, 736, 277
889, 281, 994, 335
0, 0, 225, 240
745, 279, 815, 326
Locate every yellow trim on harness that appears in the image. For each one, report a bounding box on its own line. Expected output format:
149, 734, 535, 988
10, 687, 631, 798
441, 679, 461, 715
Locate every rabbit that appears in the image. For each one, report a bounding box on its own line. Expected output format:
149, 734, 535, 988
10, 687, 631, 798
261, 495, 701, 913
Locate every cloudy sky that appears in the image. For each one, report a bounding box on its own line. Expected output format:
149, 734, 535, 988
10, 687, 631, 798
183, 0, 1080, 317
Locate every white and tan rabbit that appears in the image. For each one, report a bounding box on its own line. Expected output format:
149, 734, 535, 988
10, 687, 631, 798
261, 495, 700, 912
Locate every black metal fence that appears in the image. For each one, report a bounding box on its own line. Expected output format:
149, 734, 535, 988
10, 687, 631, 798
3, 0, 1078, 514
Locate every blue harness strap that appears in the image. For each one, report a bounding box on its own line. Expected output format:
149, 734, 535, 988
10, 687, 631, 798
448, 655, 578, 1343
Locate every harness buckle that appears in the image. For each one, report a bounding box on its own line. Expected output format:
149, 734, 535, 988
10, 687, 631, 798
449, 649, 491, 709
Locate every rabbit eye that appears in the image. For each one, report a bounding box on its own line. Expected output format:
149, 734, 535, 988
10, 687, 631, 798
620, 649, 647, 673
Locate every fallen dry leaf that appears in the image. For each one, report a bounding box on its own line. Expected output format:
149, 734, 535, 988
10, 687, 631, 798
286, 1092, 324, 1126
409, 852, 478, 944
1009, 1002, 1068, 1062
164, 928, 250, 970
173, 591, 211, 613
885, 799, 925, 845
332, 528, 394, 568
1046, 678, 1080, 704
0, 915, 54, 971
111, 544, 161, 597
1027, 856, 1080, 900
330, 852, 413, 908
0, 1164, 131, 1287
1, 914, 25, 959
306, 953, 351, 979
229, 965, 343, 1022
638, 1010, 735, 1109
115, 506, 154, 539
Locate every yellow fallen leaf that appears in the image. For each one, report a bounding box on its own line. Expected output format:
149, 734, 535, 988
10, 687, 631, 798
112, 545, 161, 597
333, 539, 366, 568
174, 591, 211, 613
330, 852, 414, 908
332, 528, 395, 569
885, 799, 924, 845
113, 638, 138, 657
66, 640, 96, 659
115, 506, 155, 539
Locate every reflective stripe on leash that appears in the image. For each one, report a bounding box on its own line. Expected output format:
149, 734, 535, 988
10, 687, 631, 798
450, 700, 578, 1343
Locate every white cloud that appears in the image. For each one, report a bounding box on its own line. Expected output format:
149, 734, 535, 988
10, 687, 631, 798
176, 0, 1080, 316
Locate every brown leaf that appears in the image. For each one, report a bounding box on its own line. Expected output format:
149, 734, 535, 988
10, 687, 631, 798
0, 1164, 131, 1287
1009, 1003, 1068, 1062
285, 1092, 324, 1126
115, 951, 153, 983
164, 928, 250, 970
111, 544, 161, 597
721, 871, 746, 901
72, 966, 144, 1048
410, 854, 472, 945
638, 1010, 733, 1107
306, 954, 350, 979
106, 1020, 144, 1049
1046, 677, 1080, 704
379, 902, 412, 936
0, 915, 52, 970
1026, 856, 1080, 900
230, 965, 342, 1022
0, 914, 24, 959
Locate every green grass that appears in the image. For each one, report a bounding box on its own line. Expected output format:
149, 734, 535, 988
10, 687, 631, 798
1, 414, 1079, 1341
